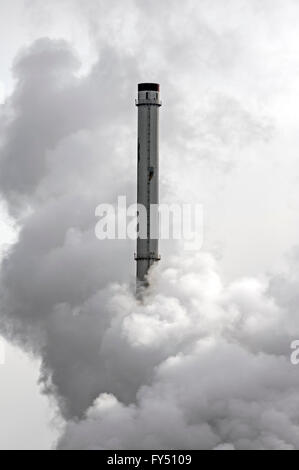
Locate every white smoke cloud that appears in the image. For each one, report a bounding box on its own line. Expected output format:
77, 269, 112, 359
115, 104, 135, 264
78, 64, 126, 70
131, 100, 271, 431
1, 0, 299, 450
57, 253, 299, 450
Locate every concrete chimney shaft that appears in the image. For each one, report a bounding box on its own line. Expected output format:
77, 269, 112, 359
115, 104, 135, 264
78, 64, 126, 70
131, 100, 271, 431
135, 83, 162, 286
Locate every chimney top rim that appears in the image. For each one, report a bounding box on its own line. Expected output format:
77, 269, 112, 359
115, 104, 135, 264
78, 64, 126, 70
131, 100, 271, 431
138, 83, 160, 92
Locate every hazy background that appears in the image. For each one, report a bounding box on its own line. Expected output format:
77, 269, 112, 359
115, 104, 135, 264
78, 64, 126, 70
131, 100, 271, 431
1, 0, 299, 449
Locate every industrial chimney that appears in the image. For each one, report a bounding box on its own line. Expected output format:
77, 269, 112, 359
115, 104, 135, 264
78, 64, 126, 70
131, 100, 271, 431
135, 83, 162, 287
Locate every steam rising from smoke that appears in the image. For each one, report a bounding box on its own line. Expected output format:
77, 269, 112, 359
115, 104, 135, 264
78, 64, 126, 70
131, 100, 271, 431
1, 0, 299, 450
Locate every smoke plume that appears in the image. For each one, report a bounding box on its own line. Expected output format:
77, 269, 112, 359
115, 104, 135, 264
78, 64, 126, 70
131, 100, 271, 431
1, 0, 299, 450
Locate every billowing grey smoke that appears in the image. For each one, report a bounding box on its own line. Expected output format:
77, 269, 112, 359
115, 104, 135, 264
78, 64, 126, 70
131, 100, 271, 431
0, 5, 299, 449
0, 38, 139, 416
56, 254, 299, 450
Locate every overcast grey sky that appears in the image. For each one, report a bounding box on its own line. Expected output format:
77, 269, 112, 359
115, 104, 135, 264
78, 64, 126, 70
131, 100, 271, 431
1, 0, 299, 450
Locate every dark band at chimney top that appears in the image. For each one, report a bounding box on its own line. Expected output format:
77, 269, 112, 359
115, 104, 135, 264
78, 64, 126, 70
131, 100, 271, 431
138, 83, 160, 92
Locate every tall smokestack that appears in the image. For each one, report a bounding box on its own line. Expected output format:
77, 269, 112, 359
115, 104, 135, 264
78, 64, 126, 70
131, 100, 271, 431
135, 83, 162, 287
